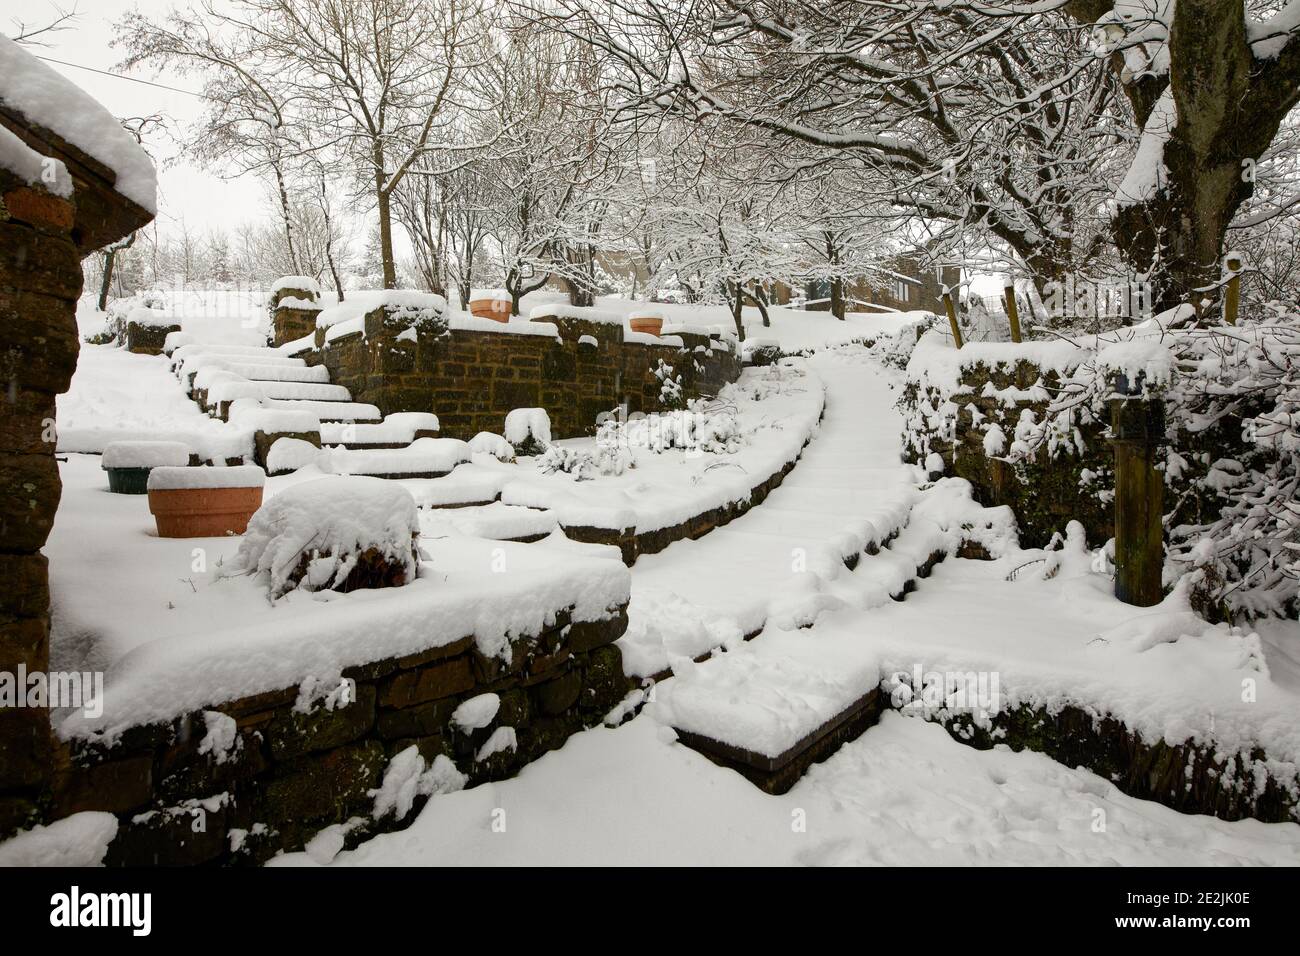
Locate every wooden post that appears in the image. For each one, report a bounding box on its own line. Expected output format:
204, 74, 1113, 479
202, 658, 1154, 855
1110, 386, 1165, 607
1223, 253, 1242, 326
1002, 282, 1023, 343
942, 290, 963, 349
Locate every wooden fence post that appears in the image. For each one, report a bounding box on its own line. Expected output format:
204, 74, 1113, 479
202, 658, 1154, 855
1223, 253, 1242, 326
942, 289, 963, 349
1002, 281, 1023, 343
1110, 378, 1165, 607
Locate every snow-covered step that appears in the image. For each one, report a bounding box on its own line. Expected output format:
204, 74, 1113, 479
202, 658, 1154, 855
321, 437, 470, 478
250, 381, 351, 402
419, 502, 557, 543
320, 413, 440, 448
402, 471, 506, 509
205, 381, 352, 413
226, 363, 332, 384
174, 345, 307, 367
659, 625, 884, 794
264, 398, 381, 422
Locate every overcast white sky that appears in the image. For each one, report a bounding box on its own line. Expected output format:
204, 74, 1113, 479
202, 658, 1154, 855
21, 0, 267, 237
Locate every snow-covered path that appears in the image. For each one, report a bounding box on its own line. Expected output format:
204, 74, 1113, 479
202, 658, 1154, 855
279, 343, 1300, 867
619, 348, 920, 675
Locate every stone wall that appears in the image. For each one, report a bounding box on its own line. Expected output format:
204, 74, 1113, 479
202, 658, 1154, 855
287, 307, 743, 440
933, 702, 1300, 824
270, 284, 321, 348
922, 359, 1111, 548
0, 170, 80, 837
126, 319, 181, 356
51, 603, 632, 866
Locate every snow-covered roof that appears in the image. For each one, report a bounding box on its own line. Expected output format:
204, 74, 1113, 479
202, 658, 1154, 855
0, 35, 156, 214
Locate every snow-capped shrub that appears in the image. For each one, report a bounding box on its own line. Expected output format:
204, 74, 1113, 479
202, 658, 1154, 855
381, 300, 447, 339
504, 407, 551, 455
623, 398, 742, 456
654, 359, 685, 410
537, 445, 597, 480
467, 431, 515, 462
594, 417, 632, 476
266, 437, 319, 475
235, 476, 419, 599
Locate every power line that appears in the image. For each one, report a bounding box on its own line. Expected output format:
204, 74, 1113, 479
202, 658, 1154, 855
34, 54, 207, 99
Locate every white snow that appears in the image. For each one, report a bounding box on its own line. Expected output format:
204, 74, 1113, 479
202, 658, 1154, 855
274, 710, 1300, 867
504, 408, 552, 447
467, 431, 516, 461
1116, 88, 1176, 207
0, 122, 71, 196
475, 726, 517, 761
266, 437, 320, 474
270, 275, 323, 298
147, 464, 266, 491
101, 440, 190, 470
321, 437, 470, 477
0, 811, 118, 867
451, 693, 501, 731
371, 747, 467, 822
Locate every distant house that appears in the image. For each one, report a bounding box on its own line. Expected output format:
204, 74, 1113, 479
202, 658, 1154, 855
804, 254, 960, 314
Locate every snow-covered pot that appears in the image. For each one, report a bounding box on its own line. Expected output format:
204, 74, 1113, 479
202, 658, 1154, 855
101, 440, 191, 494
146, 465, 266, 538
468, 298, 512, 322
628, 311, 663, 336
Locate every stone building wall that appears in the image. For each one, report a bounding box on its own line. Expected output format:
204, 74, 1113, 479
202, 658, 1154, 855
290, 308, 743, 440
53, 603, 632, 866
0, 169, 81, 836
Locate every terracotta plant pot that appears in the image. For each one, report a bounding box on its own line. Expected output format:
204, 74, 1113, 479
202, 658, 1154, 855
148, 486, 265, 537
629, 316, 663, 336
468, 298, 512, 322
106, 467, 152, 495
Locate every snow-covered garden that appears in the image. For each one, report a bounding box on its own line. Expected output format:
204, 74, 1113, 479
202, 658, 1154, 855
2, 0, 1299, 886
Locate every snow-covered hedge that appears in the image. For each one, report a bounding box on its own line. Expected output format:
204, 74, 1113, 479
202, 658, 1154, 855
234, 477, 420, 599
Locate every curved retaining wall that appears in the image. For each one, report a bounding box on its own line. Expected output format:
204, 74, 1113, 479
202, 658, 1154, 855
49, 604, 632, 866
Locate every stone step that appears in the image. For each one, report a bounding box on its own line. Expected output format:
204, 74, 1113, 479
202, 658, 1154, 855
227, 363, 332, 384
320, 437, 470, 477
319, 414, 440, 448
263, 398, 382, 422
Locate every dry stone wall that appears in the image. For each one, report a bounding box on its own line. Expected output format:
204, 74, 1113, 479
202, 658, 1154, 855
53, 603, 632, 866
284, 306, 743, 440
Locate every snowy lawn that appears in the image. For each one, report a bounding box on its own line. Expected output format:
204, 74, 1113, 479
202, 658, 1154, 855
56, 345, 253, 460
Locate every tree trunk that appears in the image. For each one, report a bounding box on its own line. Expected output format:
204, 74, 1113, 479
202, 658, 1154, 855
830, 276, 846, 320
743, 285, 772, 327
274, 161, 299, 276
97, 249, 116, 312
1097, 0, 1300, 315
375, 143, 397, 290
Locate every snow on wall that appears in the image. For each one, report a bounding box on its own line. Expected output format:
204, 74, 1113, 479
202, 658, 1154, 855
0, 122, 71, 196
0, 36, 157, 212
